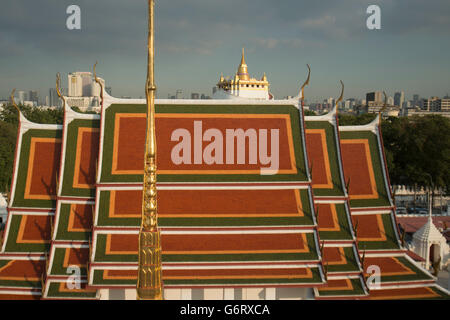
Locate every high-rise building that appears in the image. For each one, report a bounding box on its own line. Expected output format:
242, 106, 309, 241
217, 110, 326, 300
366, 91, 385, 113
366, 91, 383, 106
68, 73, 82, 97
387, 96, 394, 106
423, 97, 438, 111
326, 97, 335, 106
423, 97, 450, 112
412, 94, 422, 108
49, 88, 60, 107
17, 91, 27, 104
176, 89, 183, 99
441, 98, 450, 112
29, 90, 39, 105
91, 77, 105, 97
68, 72, 94, 97
66, 72, 107, 110
394, 91, 404, 108
344, 98, 356, 110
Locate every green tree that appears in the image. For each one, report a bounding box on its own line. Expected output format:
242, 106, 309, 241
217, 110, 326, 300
411, 115, 450, 193
304, 110, 317, 116
0, 105, 63, 193
0, 121, 17, 192
338, 113, 450, 195
338, 113, 377, 125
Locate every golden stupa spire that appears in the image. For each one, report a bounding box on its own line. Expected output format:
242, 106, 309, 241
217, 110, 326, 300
136, 0, 163, 300
237, 47, 250, 80
241, 47, 246, 65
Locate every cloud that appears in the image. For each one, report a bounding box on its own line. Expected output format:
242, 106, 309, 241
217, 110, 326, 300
251, 37, 303, 49
161, 39, 224, 56
301, 15, 337, 29
0, 0, 449, 99
252, 38, 279, 49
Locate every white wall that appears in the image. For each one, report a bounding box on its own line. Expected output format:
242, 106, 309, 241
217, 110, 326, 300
100, 287, 313, 300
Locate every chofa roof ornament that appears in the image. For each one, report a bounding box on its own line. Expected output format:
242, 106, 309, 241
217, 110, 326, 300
298, 64, 311, 102
10, 89, 21, 115
93, 61, 104, 108
335, 80, 344, 110
56, 72, 66, 107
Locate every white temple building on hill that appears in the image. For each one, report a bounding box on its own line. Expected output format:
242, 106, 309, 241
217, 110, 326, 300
213, 48, 271, 100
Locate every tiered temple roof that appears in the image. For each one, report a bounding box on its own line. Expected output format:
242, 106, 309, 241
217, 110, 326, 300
89, 93, 324, 289
338, 116, 447, 299
305, 108, 367, 299
0, 86, 448, 300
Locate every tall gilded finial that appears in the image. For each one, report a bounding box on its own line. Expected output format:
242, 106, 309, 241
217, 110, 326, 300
56, 73, 66, 107
10, 89, 21, 114
237, 47, 250, 81
137, 0, 163, 300
299, 64, 311, 102
93, 62, 104, 108
335, 80, 344, 108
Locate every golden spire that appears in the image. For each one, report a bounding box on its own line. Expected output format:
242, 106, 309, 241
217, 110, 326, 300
241, 47, 246, 65
237, 47, 250, 81
137, 0, 163, 300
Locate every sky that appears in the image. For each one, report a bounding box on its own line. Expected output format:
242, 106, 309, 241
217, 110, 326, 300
0, 0, 450, 102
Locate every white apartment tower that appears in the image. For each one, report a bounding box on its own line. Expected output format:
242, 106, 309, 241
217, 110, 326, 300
68, 72, 94, 97
67, 72, 106, 110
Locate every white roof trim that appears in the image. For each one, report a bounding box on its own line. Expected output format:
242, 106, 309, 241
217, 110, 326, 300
102, 90, 300, 108
339, 114, 379, 134
305, 106, 337, 123
64, 101, 100, 121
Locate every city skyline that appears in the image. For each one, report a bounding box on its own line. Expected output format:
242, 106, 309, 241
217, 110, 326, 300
3, 80, 444, 107
1, 0, 450, 102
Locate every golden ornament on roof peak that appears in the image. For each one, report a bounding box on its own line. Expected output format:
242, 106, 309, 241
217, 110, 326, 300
237, 47, 250, 81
